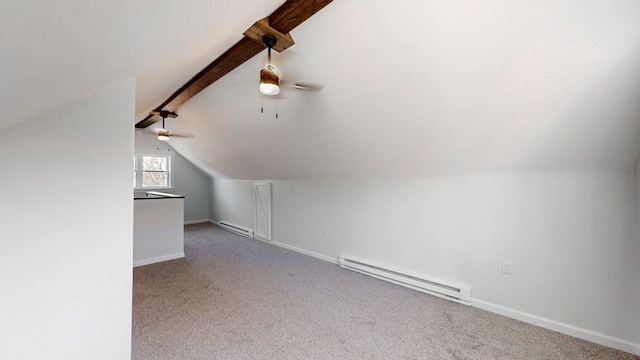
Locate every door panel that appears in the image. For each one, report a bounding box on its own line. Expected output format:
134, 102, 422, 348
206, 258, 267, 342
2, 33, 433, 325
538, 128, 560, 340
254, 182, 271, 241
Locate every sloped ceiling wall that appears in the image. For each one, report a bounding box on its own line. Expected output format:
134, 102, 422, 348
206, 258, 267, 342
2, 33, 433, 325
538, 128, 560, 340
164, 0, 640, 179
3, 1, 639, 179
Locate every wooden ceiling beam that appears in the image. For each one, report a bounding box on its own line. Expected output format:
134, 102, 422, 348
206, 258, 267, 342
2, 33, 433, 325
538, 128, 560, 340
243, 17, 295, 53
135, 0, 332, 128
150, 110, 178, 118
135, 114, 159, 129
158, 37, 264, 113
268, 0, 333, 34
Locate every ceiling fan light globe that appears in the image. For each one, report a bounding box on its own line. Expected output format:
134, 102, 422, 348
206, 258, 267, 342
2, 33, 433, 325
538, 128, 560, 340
260, 82, 280, 96
157, 129, 170, 141
260, 68, 280, 96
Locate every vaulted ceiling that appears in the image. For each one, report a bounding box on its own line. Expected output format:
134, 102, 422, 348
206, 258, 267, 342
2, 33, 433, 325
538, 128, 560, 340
4, 1, 640, 179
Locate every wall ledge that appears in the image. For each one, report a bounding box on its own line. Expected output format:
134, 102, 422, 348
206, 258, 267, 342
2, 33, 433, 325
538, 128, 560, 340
185, 219, 211, 225
133, 253, 185, 268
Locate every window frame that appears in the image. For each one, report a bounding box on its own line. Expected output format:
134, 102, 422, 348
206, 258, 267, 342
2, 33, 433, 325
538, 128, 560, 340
133, 153, 173, 190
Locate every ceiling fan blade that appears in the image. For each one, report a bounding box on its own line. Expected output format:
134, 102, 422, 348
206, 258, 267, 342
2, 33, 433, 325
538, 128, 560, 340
137, 129, 194, 139
293, 82, 324, 91
280, 80, 324, 91
168, 132, 194, 138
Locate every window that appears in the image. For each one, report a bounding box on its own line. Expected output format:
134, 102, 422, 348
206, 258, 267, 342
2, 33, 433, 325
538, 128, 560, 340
134, 154, 172, 189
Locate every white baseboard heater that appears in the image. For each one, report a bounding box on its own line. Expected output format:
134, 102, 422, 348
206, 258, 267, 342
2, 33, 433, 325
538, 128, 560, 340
218, 221, 254, 238
338, 256, 471, 306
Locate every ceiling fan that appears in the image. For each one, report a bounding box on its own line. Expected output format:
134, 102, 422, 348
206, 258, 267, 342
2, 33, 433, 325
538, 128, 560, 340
142, 112, 193, 141
259, 34, 323, 96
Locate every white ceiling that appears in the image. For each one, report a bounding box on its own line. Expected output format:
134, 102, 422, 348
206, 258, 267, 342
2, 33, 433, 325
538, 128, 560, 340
4, 1, 640, 179
0, 0, 282, 130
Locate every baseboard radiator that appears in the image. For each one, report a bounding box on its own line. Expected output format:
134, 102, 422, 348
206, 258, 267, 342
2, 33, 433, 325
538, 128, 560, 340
338, 256, 471, 306
218, 221, 254, 238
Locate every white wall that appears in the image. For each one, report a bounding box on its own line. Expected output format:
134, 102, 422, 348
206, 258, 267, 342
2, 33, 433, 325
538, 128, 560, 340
135, 132, 210, 223
210, 179, 254, 227
210, 172, 640, 354
0, 79, 135, 359
173, 151, 210, 223
134, 198, 185, 266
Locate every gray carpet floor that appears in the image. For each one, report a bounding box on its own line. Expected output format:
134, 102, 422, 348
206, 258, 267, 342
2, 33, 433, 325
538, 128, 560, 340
132, 223, 638, 359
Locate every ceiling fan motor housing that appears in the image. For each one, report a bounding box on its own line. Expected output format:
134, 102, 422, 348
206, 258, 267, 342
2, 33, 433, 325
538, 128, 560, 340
262, 34, 277, 48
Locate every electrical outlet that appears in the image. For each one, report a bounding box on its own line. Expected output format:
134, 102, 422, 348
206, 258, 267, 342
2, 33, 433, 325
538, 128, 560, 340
502, 261, 512, 274
322, 228, 327, 236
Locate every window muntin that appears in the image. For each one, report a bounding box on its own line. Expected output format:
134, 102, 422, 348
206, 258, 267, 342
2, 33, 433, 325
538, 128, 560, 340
142, 156, 168, 187
134, 154, 171, 189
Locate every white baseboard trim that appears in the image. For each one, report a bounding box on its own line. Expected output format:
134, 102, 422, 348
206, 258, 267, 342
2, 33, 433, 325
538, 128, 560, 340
210, 219, 336, 263
472, 299, 640, 356
184, 219, 210, 225
133, 252, 185, 268
272, 241, 339, 264
252, 237, 338, 264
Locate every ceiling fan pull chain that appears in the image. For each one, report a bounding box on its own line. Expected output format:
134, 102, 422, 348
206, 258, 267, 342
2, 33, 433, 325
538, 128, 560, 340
261, 96, 264, 114
276, 100, 278, 119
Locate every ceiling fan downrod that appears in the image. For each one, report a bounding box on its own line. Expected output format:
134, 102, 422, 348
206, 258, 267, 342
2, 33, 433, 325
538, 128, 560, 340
262, 34, 277, 54
157, 113, 170, 141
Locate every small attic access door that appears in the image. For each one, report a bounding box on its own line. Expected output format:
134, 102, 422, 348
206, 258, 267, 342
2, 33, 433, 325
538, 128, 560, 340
254, 182, 272, 241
